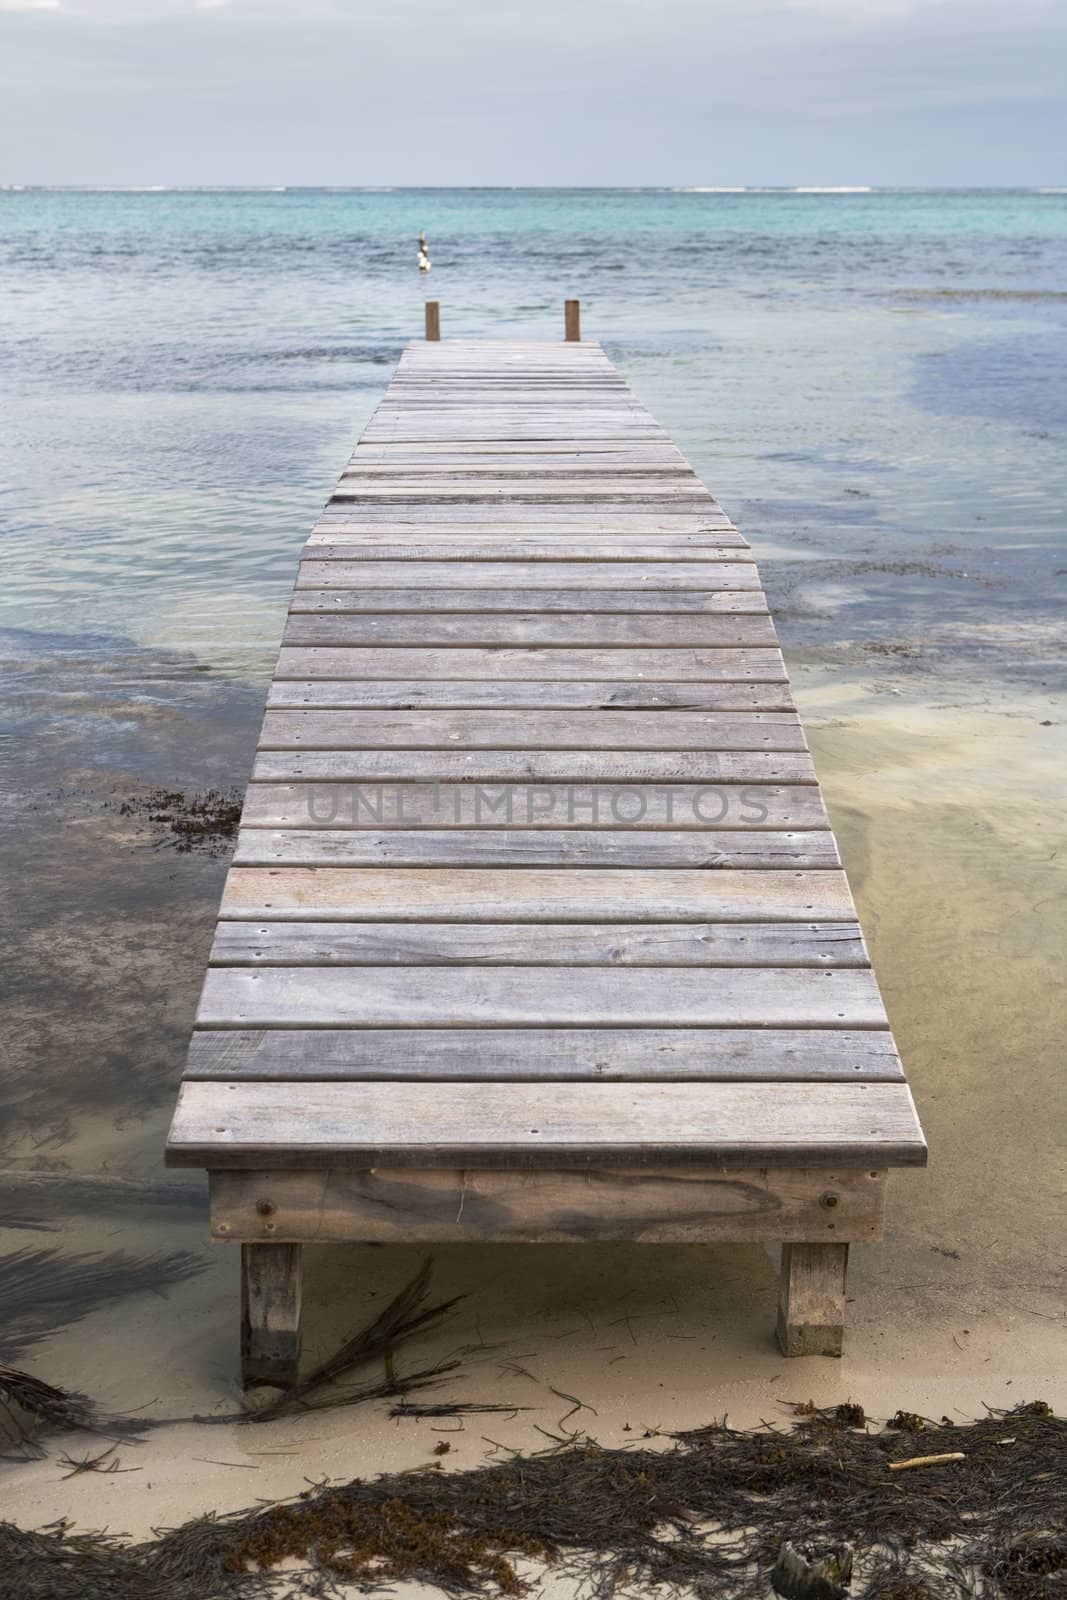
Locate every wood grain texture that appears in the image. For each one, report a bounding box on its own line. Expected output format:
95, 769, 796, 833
207, 918, 865, 968
240, 783, 825, 829
777, 1242, 850, 1357
219, 866, 858, 921
271, 647, 787, 683
305, 536, 750, 555
195, 965, 886, 1029
266, 680, 794, 712
257, 709, 806, 751
212, 1167, 887, 1245
288, 588, 767, 615
294, 560, 760, 589
231, 828, 840, 869
185, 1026, 903, 1082
166, 1080, 927, 1168
281, 614, 779, 648
251, 750, 820, 783
241, 1243, 302, 1387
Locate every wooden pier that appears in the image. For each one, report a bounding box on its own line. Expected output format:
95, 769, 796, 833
166, 308, 926, 1385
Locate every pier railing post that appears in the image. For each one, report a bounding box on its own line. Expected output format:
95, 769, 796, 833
564, 299, 581, 342
425, 301, 441, 341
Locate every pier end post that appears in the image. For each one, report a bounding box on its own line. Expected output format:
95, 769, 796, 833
425, 300, 441, 341
564, 299, 581, 341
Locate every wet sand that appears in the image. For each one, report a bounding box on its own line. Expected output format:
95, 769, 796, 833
2, 646, 1064, 1550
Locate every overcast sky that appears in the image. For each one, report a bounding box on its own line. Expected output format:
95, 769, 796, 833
1, 0, 1064, 186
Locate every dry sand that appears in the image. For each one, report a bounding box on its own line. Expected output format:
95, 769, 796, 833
2, 671, 1065, 1565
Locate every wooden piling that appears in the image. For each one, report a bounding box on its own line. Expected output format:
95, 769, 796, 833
425, 301, 441, 342
776, 1242, 850, 1357
240, 1242, 303, 1387
564, 299, 581, 342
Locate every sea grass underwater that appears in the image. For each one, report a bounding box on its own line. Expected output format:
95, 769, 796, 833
1, 1260, 525, 1458
2, 1403, 1062, 1600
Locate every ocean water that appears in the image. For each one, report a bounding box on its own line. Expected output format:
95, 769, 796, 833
2, 186, 1065, 683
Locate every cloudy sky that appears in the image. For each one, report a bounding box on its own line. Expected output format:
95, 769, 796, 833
1, 0, 1064, 186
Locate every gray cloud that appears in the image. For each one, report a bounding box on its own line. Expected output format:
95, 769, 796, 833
0, 0, 1063, 183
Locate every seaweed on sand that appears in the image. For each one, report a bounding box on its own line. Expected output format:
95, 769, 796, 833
0, 1365, 101, 1449
2, 1404, 1063, 1600
3, 1260, 473, 1456
245, 1258, 467, 1422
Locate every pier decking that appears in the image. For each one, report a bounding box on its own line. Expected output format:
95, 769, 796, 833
166, 323, 926, 1384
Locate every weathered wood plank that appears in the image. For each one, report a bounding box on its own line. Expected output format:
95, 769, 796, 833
231, 828, 840, 870
339, 464, 696, 478
195, 965, 883, 1028
166, 1080, 928, 1169
266, 680, 794, 712
212, 1168, 887, 1246
289, 587, 767, 614
295, 561, 760, 589
332, 480, 711, 497
251, 750, 819, 784
282, 613, 779, 647
258, 709, 806, 751
312, 510, 739, 527
207, 918, 865, 968
348, 444, 689, 458
219, 867, 856, 921
220, 864, 857, 928
240, 783, 824, 829
272, 647, 786, 682
306, 537, 751, 556
186, 1025, 902, 1081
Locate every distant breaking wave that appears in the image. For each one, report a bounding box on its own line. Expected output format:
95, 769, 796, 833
792, 186, 873, 193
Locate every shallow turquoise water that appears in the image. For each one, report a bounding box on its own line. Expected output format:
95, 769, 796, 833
1, 187, 1065, 682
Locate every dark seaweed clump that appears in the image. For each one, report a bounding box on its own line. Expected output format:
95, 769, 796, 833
1, 1403, 1063, 1600
119, 788, 242, 853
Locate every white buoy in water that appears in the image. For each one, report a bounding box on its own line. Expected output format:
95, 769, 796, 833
418, 231, 431, 272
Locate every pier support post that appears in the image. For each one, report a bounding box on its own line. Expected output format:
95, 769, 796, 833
425, 300, 441, 341
241, 1242, 303, 1388
776, 1243, 849, 1357
564, 299, 581, 342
